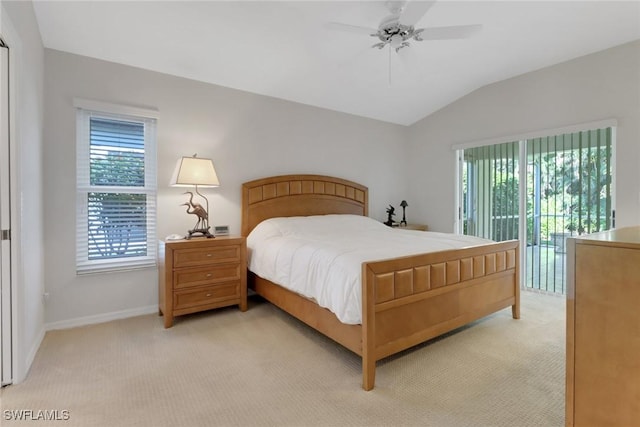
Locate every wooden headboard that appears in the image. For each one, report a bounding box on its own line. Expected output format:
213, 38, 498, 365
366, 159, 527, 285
241, 174, 369, 236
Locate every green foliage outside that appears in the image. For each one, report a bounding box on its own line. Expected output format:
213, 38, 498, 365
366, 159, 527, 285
524, 147, 610, 244
466, 141, 611, 245
488, 148, 610, 244
88, 151, 147, 259
491, 171, 521, 241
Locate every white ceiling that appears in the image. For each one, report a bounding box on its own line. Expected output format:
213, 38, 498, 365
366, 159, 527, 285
33, 1, 640, 126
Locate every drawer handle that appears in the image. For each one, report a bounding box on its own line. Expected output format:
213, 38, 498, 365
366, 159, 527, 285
206, 293, 212, 297
206, 273, 212, 277
206, 253, 212, 257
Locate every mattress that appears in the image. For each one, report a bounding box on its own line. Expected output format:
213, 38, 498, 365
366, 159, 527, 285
247, 214, 492, 324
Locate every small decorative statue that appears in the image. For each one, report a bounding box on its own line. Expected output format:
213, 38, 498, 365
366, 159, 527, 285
181, 191, 213, 239
384, 204, 396, 227
400, 200, 408, 226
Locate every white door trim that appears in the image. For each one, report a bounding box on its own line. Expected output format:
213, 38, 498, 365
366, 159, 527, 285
1, 7, 22, 385
0, 36, 12, 386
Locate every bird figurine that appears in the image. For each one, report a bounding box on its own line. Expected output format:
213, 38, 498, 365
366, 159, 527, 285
384, 204, 396, 227
181, 202, 207, 230
181, 191, 213, 238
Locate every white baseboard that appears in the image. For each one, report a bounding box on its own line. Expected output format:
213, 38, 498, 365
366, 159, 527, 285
12, 326, 46, 384
45, 305, 158, 331
26, 327, 46, 370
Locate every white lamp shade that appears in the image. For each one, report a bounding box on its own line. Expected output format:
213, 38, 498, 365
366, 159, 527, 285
170, 156, 220, 187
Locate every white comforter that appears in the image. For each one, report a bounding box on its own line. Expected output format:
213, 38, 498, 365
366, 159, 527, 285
247, 215, 492, 325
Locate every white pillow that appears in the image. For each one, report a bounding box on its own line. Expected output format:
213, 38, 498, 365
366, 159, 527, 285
248, 214, 385, 244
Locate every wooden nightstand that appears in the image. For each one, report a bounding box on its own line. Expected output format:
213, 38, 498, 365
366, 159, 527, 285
158, 236, 247, 328
396, 223, 428, 231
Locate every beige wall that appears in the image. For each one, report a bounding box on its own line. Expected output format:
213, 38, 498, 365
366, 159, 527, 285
407, 40, 640, 233
43, 49, 408, 326
1, 0, 45, 381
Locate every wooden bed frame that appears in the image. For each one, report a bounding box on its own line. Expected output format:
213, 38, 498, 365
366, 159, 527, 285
242, 174, 520, 391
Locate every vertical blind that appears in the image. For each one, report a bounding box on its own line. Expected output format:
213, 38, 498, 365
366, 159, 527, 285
527, 128, 613, 237
525, 128, 612, 293
76, 110, 157, 273
460, 127, 613, 294
461, 140, 520, 242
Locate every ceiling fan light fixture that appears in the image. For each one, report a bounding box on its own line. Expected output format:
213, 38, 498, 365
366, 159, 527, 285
371, 22, 419, 52
390, 34, 404, 49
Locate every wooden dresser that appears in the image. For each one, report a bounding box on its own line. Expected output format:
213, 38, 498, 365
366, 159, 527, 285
566, 227, 640, 426
158, 236, 247, 328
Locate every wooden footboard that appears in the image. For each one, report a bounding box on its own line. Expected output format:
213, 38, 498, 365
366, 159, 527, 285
361, 240, 520, 390
251, 240, 520, 391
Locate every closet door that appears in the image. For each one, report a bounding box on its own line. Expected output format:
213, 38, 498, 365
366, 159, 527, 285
0, 40, 12, 386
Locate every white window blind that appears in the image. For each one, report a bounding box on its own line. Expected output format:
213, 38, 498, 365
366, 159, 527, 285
76, 106, 157, 274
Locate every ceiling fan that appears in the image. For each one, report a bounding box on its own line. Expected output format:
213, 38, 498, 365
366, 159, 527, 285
326, 0, 482, 81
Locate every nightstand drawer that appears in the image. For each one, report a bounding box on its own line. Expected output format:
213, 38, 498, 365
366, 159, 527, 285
173, 282, 240, 310
174, 264, 241, 289
173, 245, 240, 268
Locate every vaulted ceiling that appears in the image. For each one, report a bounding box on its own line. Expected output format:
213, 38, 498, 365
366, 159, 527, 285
33, 1, 640, 125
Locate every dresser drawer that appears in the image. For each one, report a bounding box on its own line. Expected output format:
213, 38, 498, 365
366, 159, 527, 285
174, 264, 241, 289
173, 282, 240, 310
173, 245, 240, 268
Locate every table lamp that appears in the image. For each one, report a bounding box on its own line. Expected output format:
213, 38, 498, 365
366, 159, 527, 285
170, 154, 219, 239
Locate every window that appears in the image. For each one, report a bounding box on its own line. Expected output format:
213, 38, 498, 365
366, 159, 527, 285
75, 100, 157, 273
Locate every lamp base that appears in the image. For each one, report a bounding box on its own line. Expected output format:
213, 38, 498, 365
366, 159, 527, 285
185, 227, 215, 239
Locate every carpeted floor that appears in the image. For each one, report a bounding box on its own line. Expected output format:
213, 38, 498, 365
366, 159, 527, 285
0, 291, 565, 427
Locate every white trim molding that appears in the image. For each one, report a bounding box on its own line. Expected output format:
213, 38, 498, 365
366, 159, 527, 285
452, 118, 618, 151
45, 305, 158, 331
18, 327, 45, 383
73, 98, 160, 119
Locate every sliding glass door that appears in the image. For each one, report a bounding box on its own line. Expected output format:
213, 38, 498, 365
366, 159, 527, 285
459, 126, 614, 294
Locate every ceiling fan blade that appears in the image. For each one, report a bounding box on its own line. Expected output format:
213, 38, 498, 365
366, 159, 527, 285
416, 24, 482, 40
399, 0, 437, 27
325, 22, 377, 36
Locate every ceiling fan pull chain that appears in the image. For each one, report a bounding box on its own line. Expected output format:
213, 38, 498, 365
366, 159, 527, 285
388, 45, 392, 86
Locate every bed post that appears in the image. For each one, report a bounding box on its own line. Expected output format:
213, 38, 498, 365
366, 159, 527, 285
362, 264, 376, 391
512, 244, 521, 319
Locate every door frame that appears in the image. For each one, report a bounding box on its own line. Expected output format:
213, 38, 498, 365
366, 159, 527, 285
0, 10, 20, 386
0, 38, 10, 386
